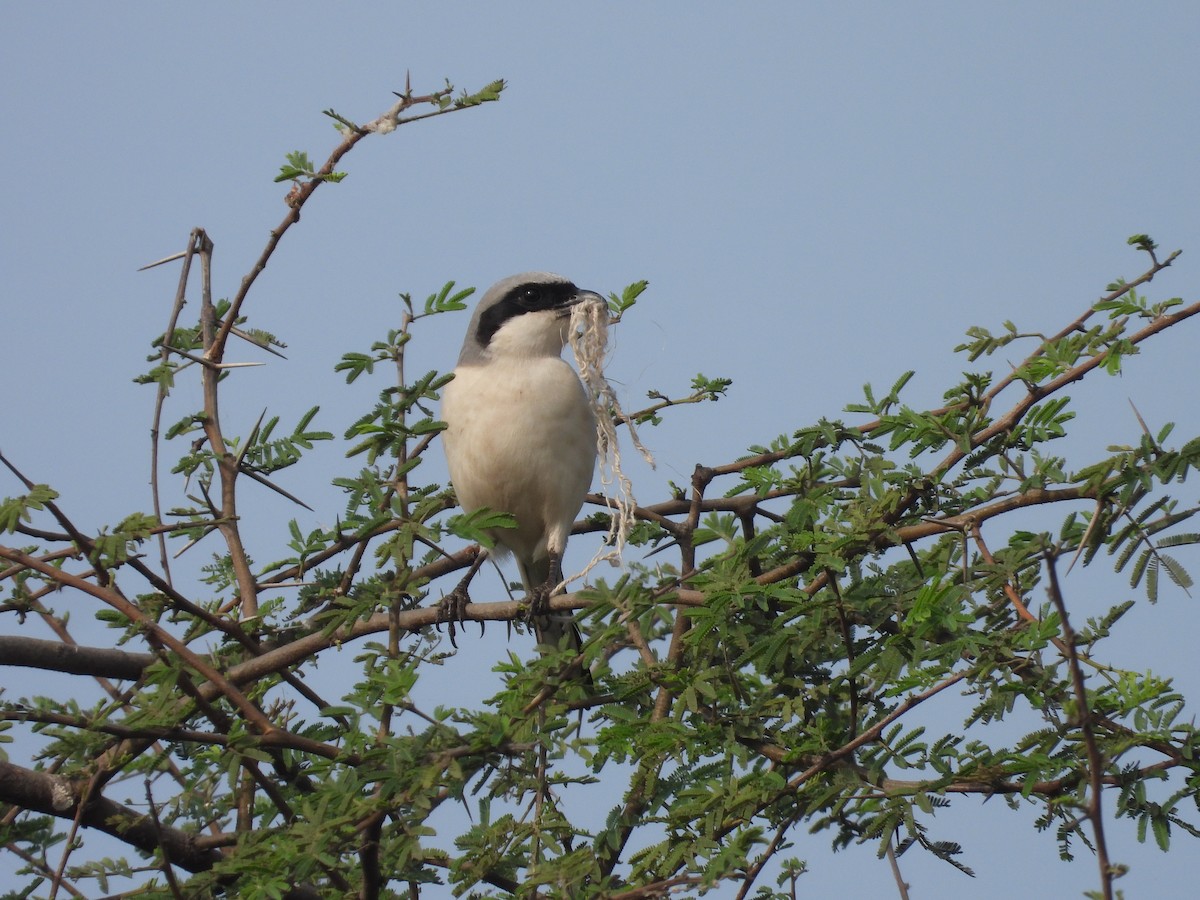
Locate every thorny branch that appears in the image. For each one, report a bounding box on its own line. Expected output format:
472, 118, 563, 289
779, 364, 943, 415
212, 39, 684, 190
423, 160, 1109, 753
1046, 554, 1114, 900
2, 83, 505, 896
1, 79, 1196, 900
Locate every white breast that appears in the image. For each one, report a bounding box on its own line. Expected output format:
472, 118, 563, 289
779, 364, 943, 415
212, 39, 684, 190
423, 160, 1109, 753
441, 357, 596, 570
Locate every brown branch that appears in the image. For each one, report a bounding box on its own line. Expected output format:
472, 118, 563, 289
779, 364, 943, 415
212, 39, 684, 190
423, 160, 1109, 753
0, 635, 154, 679
786, 669, 972, 792
171, 92, 486, 619
700, 251, 1185, 483
0, 581, 598, 690
0, 760, 224, 874
606, 876, 708, 899
0, 463, 1147, 704
0, 545, 273, 735
192, 231, 260, 621
144, 780, 185, 899
928, 297, 1200, 490
2, 706, 232, 748
0, 842, 85, 898
980, 248, 1182, 406
744, 485, 1095, 597
874, 757, 1182, 799
885, 839, 912, 900
970, 521, 1041, 626
735, 818, 796, 900
596, 464, 714, 882
148, 229, 207, 588
1045, 554, 1114, 900
622, 385, 723, 425
213, 87, 477, 354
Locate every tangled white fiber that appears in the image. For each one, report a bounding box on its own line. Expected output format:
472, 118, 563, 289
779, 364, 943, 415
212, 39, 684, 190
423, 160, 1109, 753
566, 299, 655, 585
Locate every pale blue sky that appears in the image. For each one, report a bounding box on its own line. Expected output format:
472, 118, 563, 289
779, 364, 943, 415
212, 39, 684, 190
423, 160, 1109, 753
4, 3, 1200, 897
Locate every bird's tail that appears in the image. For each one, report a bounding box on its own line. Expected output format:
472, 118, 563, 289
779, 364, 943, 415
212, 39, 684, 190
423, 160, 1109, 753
533, 614, 584, 657
523, 557, 591, 686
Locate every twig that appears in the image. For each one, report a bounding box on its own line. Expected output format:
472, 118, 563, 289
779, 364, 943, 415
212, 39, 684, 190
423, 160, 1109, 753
970, 521, 1039, 625
191, 232, 259, 620
1045, 553, 1114, 900
885, 838, 911, 900
149, 229, 206, 587
48, 772, 100, 900
145, 779, 185, 899
0, 546, 274, 734
735, 818, 795, 900
531, 708, 548, 884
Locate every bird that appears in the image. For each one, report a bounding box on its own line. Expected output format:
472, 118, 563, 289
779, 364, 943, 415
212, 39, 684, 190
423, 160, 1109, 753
439, 271, 601, 669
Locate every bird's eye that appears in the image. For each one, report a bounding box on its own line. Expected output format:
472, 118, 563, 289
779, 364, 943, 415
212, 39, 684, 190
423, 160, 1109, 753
519, 286, 543, 306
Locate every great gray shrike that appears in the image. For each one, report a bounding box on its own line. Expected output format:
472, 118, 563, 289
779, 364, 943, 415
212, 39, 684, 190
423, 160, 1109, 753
439, 272, 601, 658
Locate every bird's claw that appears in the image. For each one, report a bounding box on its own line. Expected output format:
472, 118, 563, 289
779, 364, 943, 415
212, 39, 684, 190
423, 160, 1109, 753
525, 582, 552, 622
436, 585, 475, 649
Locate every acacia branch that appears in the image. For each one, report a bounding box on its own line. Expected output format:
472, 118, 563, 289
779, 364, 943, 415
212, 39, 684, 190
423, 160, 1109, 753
1045, 554, 1114, 900
148, 229, 206, 588
0, 545, 272, 735
3, 96, 1195, 897
0, 761, 223, 874
691, 255, 1189, 484
0, 636, 153, 679
214, 87, 490, 354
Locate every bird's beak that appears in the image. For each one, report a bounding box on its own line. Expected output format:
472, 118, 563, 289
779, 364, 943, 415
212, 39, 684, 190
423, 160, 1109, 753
559, 289, 605, 317
573, 289, 605, 306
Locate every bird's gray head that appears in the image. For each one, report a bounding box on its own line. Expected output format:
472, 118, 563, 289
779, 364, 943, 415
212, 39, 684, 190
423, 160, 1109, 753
457, 272, 603, 365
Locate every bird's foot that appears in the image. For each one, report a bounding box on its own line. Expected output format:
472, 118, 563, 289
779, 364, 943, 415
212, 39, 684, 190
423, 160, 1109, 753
436, 580, 482, 648
435, 549, 488, 647
524, 581, 553, 622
